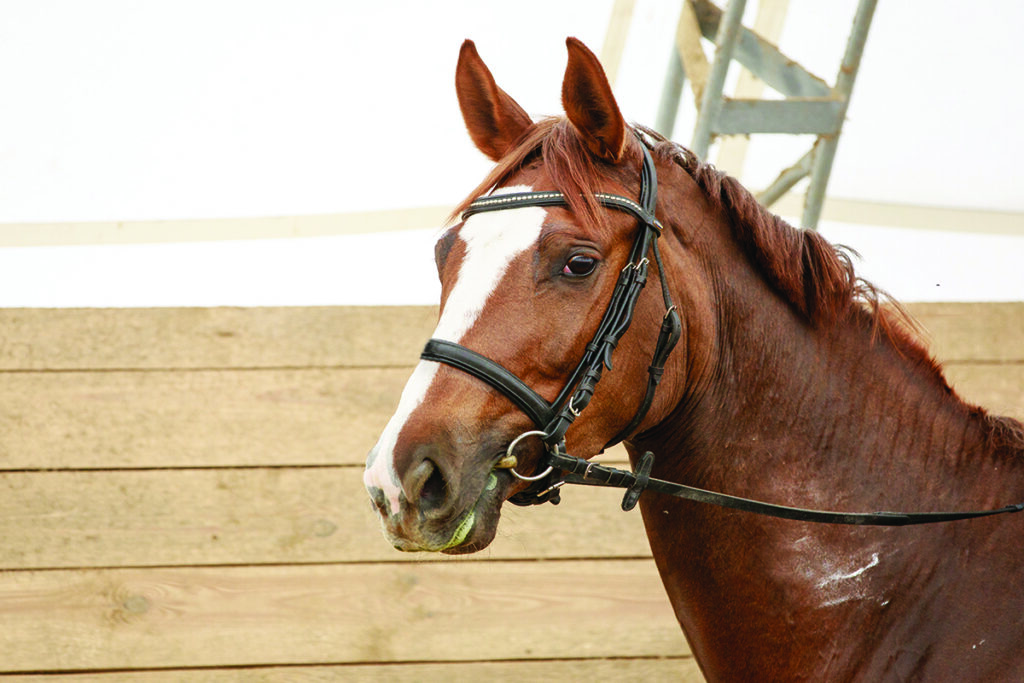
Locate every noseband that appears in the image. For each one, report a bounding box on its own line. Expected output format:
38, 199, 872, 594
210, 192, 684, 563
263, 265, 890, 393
421, 137, 681, 504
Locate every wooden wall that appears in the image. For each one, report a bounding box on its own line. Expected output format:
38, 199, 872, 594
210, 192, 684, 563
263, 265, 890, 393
1, 303, 1021, 680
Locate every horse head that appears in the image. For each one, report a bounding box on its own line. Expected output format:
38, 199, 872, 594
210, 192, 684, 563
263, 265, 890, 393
363, 38, 714, 553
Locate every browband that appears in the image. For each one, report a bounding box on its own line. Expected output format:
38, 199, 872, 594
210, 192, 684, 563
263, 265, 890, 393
463, 191, 662, 234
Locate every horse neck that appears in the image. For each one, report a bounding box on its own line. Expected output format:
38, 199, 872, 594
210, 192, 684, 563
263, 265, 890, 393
653, 275, 1023, 515
636, 266, 1024, 678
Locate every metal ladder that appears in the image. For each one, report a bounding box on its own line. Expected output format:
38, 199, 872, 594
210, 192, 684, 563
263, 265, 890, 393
654, 0, 878, 230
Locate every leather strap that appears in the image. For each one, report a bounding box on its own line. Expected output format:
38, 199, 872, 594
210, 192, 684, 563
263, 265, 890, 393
464, 191, 661, 232
548, 450, 1024, 526
421, 339, 554, 430
607, 239, 681, 447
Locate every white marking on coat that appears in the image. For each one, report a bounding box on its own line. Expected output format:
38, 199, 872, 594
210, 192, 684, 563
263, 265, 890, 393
433, 186, 543, 342
816, 552, 880, 588
792, 536, 883, 609
364, 361, 439, 515
363, 185, 545, 516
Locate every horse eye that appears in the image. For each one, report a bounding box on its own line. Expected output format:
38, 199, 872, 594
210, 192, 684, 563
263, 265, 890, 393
563, 254, 598, 277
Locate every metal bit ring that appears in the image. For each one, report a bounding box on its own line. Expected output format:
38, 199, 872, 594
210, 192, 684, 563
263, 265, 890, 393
504, 430, 555, 482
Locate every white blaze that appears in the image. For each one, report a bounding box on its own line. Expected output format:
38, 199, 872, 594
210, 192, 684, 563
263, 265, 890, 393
363, 186, 545, 516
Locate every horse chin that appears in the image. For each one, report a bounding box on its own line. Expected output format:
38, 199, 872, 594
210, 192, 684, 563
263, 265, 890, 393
380, 469, 511, 554
439, 469, 512, 555
439, 506, 500, 555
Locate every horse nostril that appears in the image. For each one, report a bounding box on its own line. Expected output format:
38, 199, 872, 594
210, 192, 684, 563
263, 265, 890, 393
420, 461, 448, 512
367, 487, 389, 516
408, 458, 450, 515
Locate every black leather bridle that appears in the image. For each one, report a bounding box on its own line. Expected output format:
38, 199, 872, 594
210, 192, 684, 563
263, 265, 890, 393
420, 133, 1024, 525
423, 138, 679, 472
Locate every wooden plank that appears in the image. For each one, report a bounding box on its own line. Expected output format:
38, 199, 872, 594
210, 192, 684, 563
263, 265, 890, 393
0, 306, 438, 371
4, 361, 1019, 472
692, 0, 831, 98
0, 467, 652, 570
0, 561, 687, 673
0, 304, 1019, 372
0, 658, 704, 682
0, 368, 406, 469
598, 0, 635, 86
713, 0, 791, 176
772, 195, 1024, 237
944, 363, 1024, 421
905, 302, 1024, 362
0, 207, 451, 248
0, 364, 626, 472
674, 0, 711, 106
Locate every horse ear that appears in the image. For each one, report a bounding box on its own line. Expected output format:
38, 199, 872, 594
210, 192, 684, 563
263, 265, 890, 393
562, 37, 627, 163
455, 40, 532, 162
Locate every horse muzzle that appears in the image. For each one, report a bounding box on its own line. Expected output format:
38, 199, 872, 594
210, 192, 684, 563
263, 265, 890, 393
364, 446, 513, 554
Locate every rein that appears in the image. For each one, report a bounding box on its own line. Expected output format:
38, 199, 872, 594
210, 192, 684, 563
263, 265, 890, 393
423, 133, 1024, 525
546, 448, 1024, 525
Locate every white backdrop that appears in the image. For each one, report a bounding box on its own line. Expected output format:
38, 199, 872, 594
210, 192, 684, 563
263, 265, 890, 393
0, 0, 1021, 305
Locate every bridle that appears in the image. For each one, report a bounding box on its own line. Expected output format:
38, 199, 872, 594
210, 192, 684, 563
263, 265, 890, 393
421, 133, 1024, 526
422, 134, 680, 505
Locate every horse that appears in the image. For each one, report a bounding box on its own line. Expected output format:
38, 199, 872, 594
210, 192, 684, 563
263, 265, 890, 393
363, 37, 1024, 680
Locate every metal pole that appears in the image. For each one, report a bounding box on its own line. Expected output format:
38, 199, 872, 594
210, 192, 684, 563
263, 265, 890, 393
756, 147, 813, 207
801, 0, 878, 229
600, 0, 636, 87
691, 0, 747, 159
655, 49, 686, 138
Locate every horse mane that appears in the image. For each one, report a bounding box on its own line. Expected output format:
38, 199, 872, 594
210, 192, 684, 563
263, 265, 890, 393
452, 119, 1024, 453
640, 127, 1024, 455
629, 127, 906, 331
